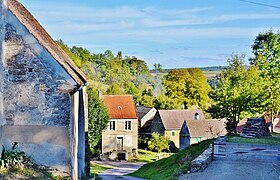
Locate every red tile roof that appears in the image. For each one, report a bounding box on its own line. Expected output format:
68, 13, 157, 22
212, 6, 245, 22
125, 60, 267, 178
102, 95, 137, 119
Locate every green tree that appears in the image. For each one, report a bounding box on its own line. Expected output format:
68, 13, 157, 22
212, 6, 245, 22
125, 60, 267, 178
164, 69, 191, 109
154, 94, 181, 110
164, 69, 210, 109
87, 88, 109, 151
250, 30, 280, 130
208, 54, 252, 133
106, 83, 125, 95
56, 40, 82, 68
71, 46, 92, 62
187, 68, 211, 107
125, 82, 140, 95
148, 132, 170, 153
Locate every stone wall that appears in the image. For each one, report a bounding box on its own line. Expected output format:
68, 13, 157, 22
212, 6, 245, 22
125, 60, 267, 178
102, 118, 138, 157
2, 12, 76, 126
0, 5, 78, 175
190, 144, 213, 173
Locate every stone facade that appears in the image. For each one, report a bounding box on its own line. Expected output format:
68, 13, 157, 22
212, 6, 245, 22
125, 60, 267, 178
0, 1, 88, 179
102, 119, 138, 160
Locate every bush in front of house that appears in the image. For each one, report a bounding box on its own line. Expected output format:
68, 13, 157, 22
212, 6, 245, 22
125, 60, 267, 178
148, 132, 170, 153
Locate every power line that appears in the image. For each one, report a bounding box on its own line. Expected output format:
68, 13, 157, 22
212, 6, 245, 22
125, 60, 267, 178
238, 0, 280, 9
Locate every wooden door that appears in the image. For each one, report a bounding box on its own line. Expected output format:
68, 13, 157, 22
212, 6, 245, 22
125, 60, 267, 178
117, 137, 123, 150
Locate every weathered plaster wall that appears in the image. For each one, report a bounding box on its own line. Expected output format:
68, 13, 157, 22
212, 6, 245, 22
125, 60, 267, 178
0, 125, 71, 172
0, 4, 79, 175
0, 1, 5, 125
165, 130, 180, 148
2, 8, 76, 126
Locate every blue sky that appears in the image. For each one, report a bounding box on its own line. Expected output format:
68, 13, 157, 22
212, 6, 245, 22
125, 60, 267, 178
20, 0, 280, 69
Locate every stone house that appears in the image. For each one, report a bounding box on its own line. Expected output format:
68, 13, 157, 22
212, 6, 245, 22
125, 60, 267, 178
0, 0, 88, 179
136, 106, 156, 136
151, 110, 226, 150
102, 95, 138, 160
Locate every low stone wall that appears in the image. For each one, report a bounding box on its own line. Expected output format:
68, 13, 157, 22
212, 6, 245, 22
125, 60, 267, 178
190, 144, 213, 173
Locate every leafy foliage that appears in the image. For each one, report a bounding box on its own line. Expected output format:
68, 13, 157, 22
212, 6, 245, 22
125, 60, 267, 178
164, 68, 211, 109
87, 88, 109, 151
209, 30, 280, 134
148, 133, 170, 153
250, 30, 280, 126
1, 143, 33, 169
208, 54, 264, 133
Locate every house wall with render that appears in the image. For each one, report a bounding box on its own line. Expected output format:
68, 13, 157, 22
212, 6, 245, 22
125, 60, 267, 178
0, 1, 88, 179
165, 130, 180, 148
102, 118, 138, 159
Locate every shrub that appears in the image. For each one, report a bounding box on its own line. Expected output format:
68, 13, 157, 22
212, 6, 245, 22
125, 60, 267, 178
148, 133, 170, 153
138, 135, 149, 149
0, 142, 33, 169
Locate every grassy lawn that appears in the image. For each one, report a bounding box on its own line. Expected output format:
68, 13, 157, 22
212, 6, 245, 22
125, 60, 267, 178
90, 162, 114, 179
129, 139, 214, 180
226, 133, 280, 145
128, 149, 172, 163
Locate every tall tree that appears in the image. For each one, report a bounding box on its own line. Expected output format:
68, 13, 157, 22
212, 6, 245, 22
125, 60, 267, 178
87, 88, 109, 151
164, 69, 210, 109
250, 30, 280, 130
208, 54, 249, 133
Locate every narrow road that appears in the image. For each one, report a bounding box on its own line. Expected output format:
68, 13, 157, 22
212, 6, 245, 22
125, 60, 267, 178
94, 161, 145, 180
180, 141, 280, 180
179, 157, 280, 180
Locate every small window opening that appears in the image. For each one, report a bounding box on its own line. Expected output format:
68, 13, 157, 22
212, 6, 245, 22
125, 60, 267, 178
125, 121, 132, 130
109, 121, 116, 130
28, 68, 34, 72
194, 113, 199, 120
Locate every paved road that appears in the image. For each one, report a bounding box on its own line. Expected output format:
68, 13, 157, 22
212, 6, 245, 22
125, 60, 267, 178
179, 157, 280, 180
180, 141, 280, 180
94, 161, 145, 180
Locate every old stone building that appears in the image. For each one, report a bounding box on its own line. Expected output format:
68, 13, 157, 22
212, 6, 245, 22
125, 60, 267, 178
151, 110, 226, 150
0, 0, 88, 179
102, 95, 138, 160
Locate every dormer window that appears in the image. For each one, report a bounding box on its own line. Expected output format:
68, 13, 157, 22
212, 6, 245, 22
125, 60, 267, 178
194, 113, 199, 120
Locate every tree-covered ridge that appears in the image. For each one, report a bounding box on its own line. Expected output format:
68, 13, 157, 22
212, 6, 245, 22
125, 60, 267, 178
57, 40, 211, 110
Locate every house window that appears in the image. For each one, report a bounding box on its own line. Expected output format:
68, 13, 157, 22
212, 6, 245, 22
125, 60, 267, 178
109, 121, 116, 130
196, 137, 201, 143
194, 113, 199, 120
125, 121, 132, 130
172, 131, 175, 137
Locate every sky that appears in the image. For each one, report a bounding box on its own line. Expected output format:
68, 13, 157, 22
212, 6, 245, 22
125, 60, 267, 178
20, 0, 280, 69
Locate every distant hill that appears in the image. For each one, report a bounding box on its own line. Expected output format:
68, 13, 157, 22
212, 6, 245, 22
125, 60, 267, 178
150, 66, 228, 74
